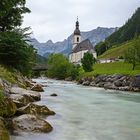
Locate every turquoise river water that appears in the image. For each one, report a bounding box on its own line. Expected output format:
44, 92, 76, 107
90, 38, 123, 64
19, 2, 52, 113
11, 78, 140, 140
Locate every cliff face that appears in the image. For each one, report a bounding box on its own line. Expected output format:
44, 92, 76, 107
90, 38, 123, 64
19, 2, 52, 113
29, 27, 116, 57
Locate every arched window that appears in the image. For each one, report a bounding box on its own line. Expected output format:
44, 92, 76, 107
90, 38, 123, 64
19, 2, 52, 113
77, 37, 79, 42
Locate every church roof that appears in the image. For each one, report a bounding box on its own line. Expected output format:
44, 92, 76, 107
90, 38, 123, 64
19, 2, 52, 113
72, 39, 96, 53
74, 28, 80, 35
74, 20, 80, 35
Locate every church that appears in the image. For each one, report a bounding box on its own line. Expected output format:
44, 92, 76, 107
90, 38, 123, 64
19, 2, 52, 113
69, 19, 97, 64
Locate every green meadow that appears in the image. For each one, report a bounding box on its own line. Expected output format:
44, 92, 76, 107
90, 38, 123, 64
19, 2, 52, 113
79, 62, 140, 78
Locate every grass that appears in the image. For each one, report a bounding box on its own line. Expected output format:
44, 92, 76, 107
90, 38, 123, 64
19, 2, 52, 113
0, 65, 26, 89
0, 65, 16, 84
98, 37, 139, 59
0, 90, 4, 101
79, 62, 140, 78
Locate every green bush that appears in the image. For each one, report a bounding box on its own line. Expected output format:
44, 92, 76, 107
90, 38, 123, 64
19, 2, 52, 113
81, 52, 96, 72
47, 54, 79, 80
0, 29, 36, 76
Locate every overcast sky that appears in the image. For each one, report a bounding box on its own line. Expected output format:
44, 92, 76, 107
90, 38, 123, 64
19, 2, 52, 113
22, 0, 140, 43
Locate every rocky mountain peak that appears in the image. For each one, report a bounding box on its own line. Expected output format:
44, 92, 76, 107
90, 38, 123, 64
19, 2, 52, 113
30, 27, 116, 57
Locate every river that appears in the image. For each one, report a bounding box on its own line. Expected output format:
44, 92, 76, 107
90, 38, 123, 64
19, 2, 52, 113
11, 78, 140, 140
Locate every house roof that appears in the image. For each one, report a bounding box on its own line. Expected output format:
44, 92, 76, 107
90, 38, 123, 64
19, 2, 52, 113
72, 39, 96, 53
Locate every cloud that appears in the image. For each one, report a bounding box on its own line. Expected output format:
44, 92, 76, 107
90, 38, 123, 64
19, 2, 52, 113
22, 0, 140, 42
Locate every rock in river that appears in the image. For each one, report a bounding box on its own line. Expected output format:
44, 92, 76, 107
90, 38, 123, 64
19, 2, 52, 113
9, 94, 34, 107
50, 93, 58, 97
12, 114, 53, 133
17, 103, 55, 116
31, 84, 44, 92
10, 87, 41, 101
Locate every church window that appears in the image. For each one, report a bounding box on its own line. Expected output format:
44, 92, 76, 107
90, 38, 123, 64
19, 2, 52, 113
77, 37, 79, 42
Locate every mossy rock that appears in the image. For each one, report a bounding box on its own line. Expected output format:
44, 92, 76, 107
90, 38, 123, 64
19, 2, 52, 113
17, 103, 55, 116
0, 98, 17, 117
31, 84, 44, 92
12, 114, 53, 133
10, 87, 41, 101
0, 117, 10, 140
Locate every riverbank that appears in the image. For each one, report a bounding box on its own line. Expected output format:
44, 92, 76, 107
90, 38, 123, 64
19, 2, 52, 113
78, 74, 140, 92
0, 67, 55, 140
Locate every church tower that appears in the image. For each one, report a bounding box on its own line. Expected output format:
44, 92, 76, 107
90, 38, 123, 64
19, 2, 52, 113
72, 18, 81, 49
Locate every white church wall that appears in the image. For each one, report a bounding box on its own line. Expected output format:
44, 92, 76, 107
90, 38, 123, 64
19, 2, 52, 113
93, 52, 97, 59
72, 35, 81, 49
82, 50, 88, 58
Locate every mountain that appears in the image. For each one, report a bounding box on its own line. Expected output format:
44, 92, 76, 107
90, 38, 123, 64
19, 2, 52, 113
95, 7, 140, 57
98, 37, 140, 59
30, 27, 116, 57
106, 7, 140, 46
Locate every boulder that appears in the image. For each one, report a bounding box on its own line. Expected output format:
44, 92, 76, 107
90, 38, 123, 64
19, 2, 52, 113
122, 80, 131, 87
106, 77, 113, 82
10, 87, 41, 101
12, 100, 25, 108
114, 80, 122, 87
0, 117, 10, 140
131, 75, 140, 88
95, 75, 106, 83
104, 82, 114, 89
31, 84, 44, 92
9, 94, 34, 107
78, 78, 85, 84
65, 77, 73, 81
50, 93, 58, 97
0, 98, 17, 117
82, 81, 90, 86
97, 82, 105, 87
90, 81, 96, 86
42, 84, 48, 87
12, 114, 53, 133
17, 103, 55, 116
118, 86, 131, 91
133, 87, 140, 92
0, 78, 11, 93
24, 78, 34, 88
112, 74, 123, 81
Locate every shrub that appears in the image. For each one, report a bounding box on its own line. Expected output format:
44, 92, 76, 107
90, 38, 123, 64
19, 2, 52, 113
47, 54, 79, 80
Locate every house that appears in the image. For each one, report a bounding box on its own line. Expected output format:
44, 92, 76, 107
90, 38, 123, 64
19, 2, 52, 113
69, 19, 97, 64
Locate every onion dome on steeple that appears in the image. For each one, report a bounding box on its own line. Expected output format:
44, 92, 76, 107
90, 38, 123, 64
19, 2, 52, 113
74, 17, 81, 35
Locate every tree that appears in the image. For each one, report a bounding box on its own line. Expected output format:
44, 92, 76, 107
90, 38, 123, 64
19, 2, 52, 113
125, 37, 140, 70
0, 0, 36, 76
95, 41, 109, 56
0, 0, 30, 32
106, 7, 140, 47
81, 52, 96, 72
47, 54, 79, 79
0, 28, 36, 76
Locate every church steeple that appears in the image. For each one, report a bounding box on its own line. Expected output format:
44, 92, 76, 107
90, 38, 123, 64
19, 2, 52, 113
74, 17, 80, 35
72, 17, 81, 50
